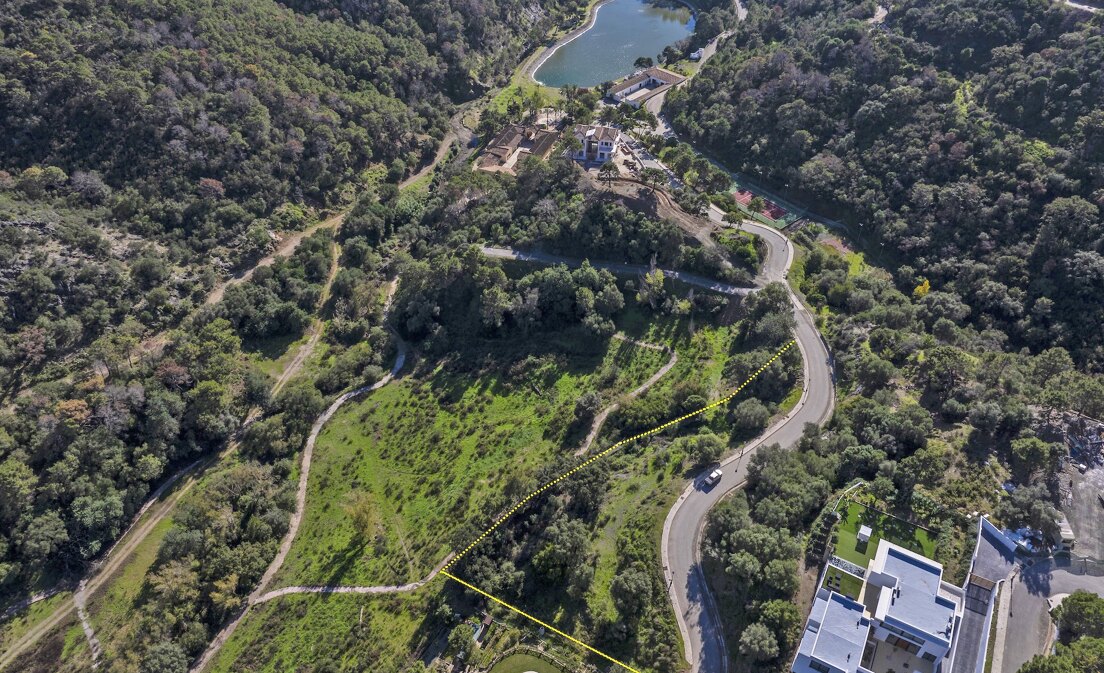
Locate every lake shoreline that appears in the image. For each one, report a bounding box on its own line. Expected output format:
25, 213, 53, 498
528, 0, 697, 87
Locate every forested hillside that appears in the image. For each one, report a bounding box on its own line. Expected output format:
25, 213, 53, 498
0, 0, 586, 602
667, 0, 1104, 365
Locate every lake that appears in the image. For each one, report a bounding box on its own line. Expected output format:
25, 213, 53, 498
533, 0, 694, 88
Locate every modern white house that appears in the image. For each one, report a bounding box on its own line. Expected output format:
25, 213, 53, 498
572, 124, 621, 163
608, 66, 686, 107
792, 541, 965, 673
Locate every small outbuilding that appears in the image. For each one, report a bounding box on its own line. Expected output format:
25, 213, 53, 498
857, 525, 872, 544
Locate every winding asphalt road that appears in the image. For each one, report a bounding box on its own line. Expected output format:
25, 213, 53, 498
661, 210, 835, 673
483, 200, 834, 673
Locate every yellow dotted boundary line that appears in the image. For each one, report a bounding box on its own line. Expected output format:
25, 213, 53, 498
441, 570, 644, 673
444, 339, 795, 572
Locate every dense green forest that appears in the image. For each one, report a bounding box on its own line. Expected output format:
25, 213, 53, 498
4, 0, 1104, 670
667, 0, 1104, 365
0, 0, 592, 600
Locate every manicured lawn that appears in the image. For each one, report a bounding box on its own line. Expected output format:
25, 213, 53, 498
275, 337, 670, 588
834, 501, 937, 569
489, 652, 565, 673
822, 567, 864, 600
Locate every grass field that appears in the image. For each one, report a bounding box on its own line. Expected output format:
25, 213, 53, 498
4, 606, 92, 673
207, 592, 437, 673
0, 591, 72, 655
489, 652, 565, 673
245, 331, 309, 380
214, 303, 771, 670
834, 501, 937, 568
87, 516, 174, 659
274, 335, 671, 588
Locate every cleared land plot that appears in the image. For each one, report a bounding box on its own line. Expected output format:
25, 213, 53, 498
451, 320, 759, 670
834, 500, 937, 568
274, 337, 671, 588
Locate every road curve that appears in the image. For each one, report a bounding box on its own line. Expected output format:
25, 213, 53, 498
660, 209, 835, 673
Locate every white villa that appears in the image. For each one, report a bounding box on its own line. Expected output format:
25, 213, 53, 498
608, 66, 686, 108
572, 124, 621, 163
792, 541, 965, 673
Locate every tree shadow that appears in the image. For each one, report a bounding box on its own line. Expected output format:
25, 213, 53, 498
1020, 559, 1054, 597
242, 331, 300, 361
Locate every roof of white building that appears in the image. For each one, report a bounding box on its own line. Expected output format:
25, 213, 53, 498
794, 589, 870, 673
573, 124, 620, 142
872, 541, 959, 646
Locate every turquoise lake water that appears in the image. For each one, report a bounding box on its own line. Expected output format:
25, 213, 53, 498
533, 0, 694, 88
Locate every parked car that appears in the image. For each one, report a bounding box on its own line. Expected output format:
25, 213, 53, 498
704, 468, 723, 486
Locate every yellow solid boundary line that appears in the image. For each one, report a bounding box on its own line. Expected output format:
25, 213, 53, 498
438, 339, 797, 671
441, 570, 644, 673
445, 339, 795, 572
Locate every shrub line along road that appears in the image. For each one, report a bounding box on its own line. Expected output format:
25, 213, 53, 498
479, 246, 754, 296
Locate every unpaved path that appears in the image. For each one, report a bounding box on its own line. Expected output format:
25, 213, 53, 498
268, 240, 341, 397
575, 335, 677, 456
2, 108, 469, 670
252, 553, 455, 604
0, 464, 202, 672
73, 581, 101, 669
189, 283, 407, 673
206, 211, 344, 305
1, 248, 346, 672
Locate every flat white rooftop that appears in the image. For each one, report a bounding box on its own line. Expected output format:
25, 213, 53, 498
795, 589, 870, 673
872, 542, 958, 646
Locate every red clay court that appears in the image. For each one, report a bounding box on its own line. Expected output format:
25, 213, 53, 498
731, 188, 788, 221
